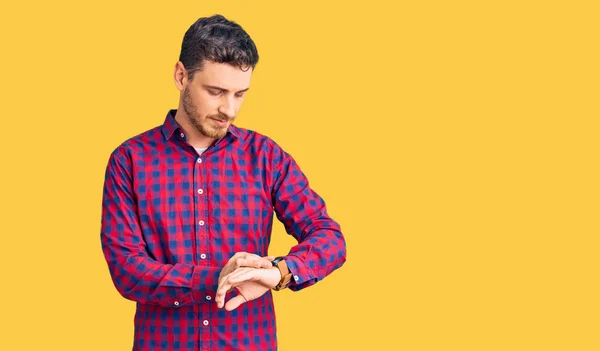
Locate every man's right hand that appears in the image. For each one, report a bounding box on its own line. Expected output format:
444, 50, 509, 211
218, 252, 275, 291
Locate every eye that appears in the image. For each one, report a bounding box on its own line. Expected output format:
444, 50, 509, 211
208, 90, 222, 96
235, 92, 245, 98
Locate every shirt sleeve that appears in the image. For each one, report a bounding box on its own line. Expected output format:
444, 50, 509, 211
270, 142, 347, 291
100, 147, 220, 308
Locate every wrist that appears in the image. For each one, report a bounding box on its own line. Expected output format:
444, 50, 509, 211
271, 257, 293, 291
268, 266, 282, 288
270, 266, 282, 278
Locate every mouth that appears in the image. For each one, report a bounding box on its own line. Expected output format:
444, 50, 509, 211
210, 118, 229, 127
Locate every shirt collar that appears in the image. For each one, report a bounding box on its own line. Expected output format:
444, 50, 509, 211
161, 109, 241, 141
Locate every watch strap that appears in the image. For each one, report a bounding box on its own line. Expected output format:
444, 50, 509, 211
272, 258, 293, 291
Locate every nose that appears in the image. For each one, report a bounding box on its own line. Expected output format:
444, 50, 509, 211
218, 96, 236, 119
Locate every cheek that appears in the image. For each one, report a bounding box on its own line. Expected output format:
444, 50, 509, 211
187, 99, 208, 119
197, 96, 220, 116
234, 99, 245, 113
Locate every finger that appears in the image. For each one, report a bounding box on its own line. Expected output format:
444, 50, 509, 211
233, 252, 247, 258
227, 252, 247, 267
261, 257, 274, 268
234, 257, 251, 269
222, 267, 248, 283
225, 294, 247, 311
244, 253, 266, 263
227, 267, 256, 283
215, 278, 237, 308
229, 269, 260, 284
246, 253, 273, 268
217, 271, 237, 294
220, 252, 246, 279
227, 252, 245, 267
219, 268, 244, 285
216, 267, 255, 305
218, 272, 232, 289
216, 284, 234, 308
236, 256, 270, 269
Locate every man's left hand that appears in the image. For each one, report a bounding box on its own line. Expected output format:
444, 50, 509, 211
215, 266, 281, 311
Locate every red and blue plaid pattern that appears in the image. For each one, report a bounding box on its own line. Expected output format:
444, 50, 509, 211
100, 109, 346, 350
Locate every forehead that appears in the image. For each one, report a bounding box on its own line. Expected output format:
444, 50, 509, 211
193, 60, 253, 89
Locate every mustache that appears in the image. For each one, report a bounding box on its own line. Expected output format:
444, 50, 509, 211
208, 114, 232, 122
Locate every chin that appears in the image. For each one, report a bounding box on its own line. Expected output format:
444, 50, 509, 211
203, 126, 227, 139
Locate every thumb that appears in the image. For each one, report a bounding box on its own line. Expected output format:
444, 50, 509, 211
225, 294, 247, 311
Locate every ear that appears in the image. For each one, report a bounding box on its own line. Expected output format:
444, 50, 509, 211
174, 61, 188, 92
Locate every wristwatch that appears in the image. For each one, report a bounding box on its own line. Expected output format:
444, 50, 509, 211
271, 257, 293, 291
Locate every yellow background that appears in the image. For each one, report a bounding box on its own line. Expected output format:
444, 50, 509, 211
1, 1, 598, 350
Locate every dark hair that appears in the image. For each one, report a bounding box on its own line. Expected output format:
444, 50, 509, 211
179, 14, 259, 81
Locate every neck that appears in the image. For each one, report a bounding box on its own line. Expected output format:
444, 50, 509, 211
174, 106, 217, 149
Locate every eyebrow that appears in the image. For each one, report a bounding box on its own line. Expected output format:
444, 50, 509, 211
202, 84, 250, 93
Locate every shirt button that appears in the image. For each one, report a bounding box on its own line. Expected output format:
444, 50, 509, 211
206, 295, 212, 301
180, 132, 184, 138
197, 158, 202, 163
197, 189, 203, 194
200, 253, 206, 259
174, 301, 180, 306
203, 320, 209, 326
294, 275, 299, 281
199, 220, 205, 226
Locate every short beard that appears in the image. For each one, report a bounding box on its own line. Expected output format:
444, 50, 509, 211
182, 86, 231, 139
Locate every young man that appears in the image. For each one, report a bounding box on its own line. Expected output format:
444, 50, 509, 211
100, 14, 346, 351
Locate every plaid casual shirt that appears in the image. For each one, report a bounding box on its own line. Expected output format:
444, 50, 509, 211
100, 109, 347, 351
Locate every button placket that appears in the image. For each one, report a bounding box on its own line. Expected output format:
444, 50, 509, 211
194, 150, 209, 266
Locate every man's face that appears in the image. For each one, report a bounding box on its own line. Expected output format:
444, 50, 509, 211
181, 60, 253, 139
